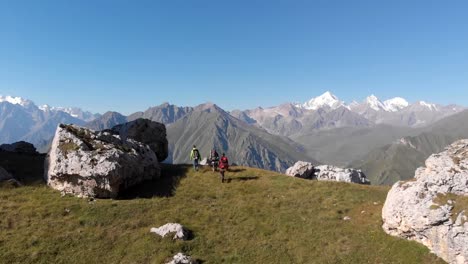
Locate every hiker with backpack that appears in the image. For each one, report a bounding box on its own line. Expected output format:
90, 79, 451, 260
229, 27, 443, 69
209, 148, 219, 172
218, 153, 229, 183
190, 145, 201, 171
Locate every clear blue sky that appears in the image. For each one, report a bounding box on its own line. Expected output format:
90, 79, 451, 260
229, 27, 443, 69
1, 0, 467, 114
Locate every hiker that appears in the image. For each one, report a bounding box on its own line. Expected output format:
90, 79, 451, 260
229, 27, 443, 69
190, 145, 201, 171
209, 148, 219, 171
218, 153, 229, 182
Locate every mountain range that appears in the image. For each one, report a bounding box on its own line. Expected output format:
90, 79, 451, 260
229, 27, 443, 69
1, 92, 466, 183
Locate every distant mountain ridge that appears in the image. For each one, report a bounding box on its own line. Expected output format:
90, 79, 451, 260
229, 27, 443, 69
234, 91, 465, 137
1, 92, 466, 178
86, 102, 312, 172
0, 95, 100, 152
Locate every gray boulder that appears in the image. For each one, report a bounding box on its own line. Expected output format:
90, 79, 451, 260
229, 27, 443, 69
45, 124, 160, 198
285, 161, 315, 179
382, 139, 468, 264
286, 161, 370, 184
0, 141, 38, 154
150, 223, 188, 240
110, 119, 168, 162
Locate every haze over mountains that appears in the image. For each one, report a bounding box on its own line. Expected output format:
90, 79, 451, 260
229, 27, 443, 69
1, 92, 466, 184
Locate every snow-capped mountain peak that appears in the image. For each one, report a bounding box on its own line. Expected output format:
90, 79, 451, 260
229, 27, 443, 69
365, 95, 386, 111
39, 104, 51, 111
300, 91, 345, 110
0, 95, 32, 107
1, 95, 98, 121
417, 101, 438, 111
383, 97, 409, 112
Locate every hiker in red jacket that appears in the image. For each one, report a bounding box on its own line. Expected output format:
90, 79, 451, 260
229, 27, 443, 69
218, 153, 229, 183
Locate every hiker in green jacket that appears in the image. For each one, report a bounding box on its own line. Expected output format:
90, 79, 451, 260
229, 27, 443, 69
190, 145, 201, 171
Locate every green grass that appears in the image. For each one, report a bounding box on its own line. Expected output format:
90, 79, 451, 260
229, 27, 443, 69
0, 164, 444, 264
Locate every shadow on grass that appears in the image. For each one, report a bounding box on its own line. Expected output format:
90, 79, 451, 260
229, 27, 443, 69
118, 164, 190, 199
225, 176, 259, 183
228, 168, 246, 173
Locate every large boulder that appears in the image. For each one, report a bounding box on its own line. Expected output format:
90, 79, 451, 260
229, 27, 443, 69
110, 119, 168, 162
382, 139, 468, 264
286, 161, 370, 184
0, 141, 38, 154
285, 161, 315, 179
45, 124, 160, 198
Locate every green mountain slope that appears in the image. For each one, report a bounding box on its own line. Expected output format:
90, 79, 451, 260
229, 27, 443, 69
167, 103, 312, 172
351, 110, 468, 185
0, 164, 443, 263
291, 124, 417, 166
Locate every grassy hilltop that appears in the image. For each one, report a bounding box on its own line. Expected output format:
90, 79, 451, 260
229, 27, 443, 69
0, 164, 443, 263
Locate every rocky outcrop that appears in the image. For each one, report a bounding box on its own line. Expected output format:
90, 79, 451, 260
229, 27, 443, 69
45, 124, 160, 198
0, 166, 14, 181
0, 141, 38, 154
0, 166, 21, 186
286, 161, 370, 184
165, 253, 195, 264
382, 139, 468, 264
110, 119, 168, 162
314, 165, 370, 184
150, 223, 188, 240
285, 161, 315, 179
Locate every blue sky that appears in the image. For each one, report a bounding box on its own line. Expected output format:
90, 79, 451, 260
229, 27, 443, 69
1, 0, 467, 114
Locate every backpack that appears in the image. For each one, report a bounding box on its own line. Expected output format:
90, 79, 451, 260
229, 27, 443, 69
220, 156, 228, 169
211, 150, 219, 161
193, 149, 200, 160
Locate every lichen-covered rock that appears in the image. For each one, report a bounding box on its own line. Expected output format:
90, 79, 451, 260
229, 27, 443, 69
0, 141, 38, 154
285, 161, 315, 179
45, 124, 160, 198
110, 119, 168, 162
285, 161, 370, 184
165, 253, 195, 264
382, 139, 468, 264
150, 223, 188, 240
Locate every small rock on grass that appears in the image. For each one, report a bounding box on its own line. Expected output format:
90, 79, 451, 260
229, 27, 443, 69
165, 253, 195, 264
150, 223, 188, 240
